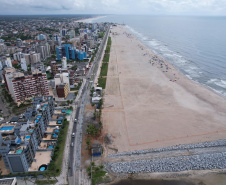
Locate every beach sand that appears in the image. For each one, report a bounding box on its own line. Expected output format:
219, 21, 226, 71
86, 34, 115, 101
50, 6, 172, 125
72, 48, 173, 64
75, 16, 106, 23
102, 25, 226, 154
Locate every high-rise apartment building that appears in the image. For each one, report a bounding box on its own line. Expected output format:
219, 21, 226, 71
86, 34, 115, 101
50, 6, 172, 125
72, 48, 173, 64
56, 44, 88, 61
4, 69, 49, 104
0, 57, 12, 70
69, 30, 75, 39
60, 29, 66, 37
37, 34, 46, 40
36, 43, 51, 61
51, 61, 59, 77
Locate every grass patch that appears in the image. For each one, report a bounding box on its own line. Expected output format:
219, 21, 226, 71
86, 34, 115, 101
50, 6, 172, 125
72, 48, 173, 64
98, 78, 107, 89
87, 163, 109, 185
100, 63, 108, 76
47, 120, 69, 176
35, 180, 57, 185
103, 53, 110, 63
107, 36, 111, 46
105, 45, 110, 54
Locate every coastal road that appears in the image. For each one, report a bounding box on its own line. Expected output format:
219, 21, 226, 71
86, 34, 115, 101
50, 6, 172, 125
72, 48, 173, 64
68, 25, 110, 185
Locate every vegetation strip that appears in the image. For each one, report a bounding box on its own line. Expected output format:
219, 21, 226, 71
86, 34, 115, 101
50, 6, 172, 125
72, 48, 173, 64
47, 119, 69, 176
98, 36, 111, 89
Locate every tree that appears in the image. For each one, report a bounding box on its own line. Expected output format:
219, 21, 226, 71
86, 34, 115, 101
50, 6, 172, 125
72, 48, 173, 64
86, 138, 91, 149
51, 54, 56, 59
86, 124, 99, 137
98, 121, 103, 129
90, 87, 94, 97
99, 99, 103, 109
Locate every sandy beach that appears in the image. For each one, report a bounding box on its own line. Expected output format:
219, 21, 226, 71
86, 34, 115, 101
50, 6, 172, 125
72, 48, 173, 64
102, 25, 226, 155
75, 16, 106, 23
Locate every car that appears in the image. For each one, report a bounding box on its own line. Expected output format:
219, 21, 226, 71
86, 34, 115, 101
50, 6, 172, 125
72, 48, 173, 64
72, 133, 75, 137
71, 142, 74, 147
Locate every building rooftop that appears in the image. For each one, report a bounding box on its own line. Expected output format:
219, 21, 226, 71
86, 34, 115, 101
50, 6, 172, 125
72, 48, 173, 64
29, 151, 52, 172
10, 117, 19, 123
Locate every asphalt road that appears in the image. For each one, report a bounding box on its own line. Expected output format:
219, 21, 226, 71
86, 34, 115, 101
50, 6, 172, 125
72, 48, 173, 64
68, 25, 110, 185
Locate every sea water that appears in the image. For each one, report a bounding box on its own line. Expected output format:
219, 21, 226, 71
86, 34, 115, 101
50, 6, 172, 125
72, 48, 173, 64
89, 15, 226, 97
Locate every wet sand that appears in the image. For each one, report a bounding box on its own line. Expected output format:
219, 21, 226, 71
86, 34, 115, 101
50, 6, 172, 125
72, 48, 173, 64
109, 170, 226, 185
111, 179, 195, 185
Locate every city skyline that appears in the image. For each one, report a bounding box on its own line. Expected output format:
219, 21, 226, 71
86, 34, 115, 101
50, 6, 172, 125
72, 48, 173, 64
0, 0, 226, 16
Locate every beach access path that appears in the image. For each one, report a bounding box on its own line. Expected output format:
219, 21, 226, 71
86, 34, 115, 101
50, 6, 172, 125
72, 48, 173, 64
102, 25, 226, 155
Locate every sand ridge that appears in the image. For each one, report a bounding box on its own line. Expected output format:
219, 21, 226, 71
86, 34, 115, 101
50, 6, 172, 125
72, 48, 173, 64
102, 25, 226, 155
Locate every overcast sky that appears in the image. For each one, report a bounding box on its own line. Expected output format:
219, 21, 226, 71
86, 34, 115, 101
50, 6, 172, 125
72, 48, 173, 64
0, 0, 226, 16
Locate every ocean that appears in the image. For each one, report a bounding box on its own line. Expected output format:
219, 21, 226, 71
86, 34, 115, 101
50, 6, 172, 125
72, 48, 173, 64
88, 15, 226, 97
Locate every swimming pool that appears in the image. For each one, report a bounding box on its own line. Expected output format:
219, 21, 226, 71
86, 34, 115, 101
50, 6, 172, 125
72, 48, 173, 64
29, 129, 34, 133
55, 129, 59, 132
53, 134, 57, 138
67, 110, 72, 114
25, 136, 30, 139
17, 149, 23, 154
49, 145, 53, 148
0, 126, 14, 131
37, 115, 42, 118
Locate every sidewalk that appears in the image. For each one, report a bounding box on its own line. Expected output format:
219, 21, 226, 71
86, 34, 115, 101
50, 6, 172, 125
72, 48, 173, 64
55, 79, 86, 185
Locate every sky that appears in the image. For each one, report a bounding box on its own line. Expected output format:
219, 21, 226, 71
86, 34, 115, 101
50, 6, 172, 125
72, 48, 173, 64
0, 0, 226, 16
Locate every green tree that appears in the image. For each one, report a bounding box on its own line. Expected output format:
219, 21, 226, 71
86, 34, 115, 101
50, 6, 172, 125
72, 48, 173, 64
86, 138, 91, 149
86, 124, 99, 137
51, 54, 56, 59
90, 87, 94, 97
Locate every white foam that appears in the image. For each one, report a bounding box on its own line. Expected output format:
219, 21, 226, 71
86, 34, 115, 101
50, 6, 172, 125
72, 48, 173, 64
126, 25, 148, 41
124, 25, 225, 97
207, 79, 226, 89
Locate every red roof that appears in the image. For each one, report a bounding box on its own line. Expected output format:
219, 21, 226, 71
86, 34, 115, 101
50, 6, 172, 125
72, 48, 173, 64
12, 61, 19, 64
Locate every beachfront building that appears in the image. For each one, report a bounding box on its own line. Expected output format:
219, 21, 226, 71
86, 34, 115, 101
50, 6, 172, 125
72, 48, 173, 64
56, 83, 69, 98
54, 73, 70, 99
0, 96, 55, 173
3, 69, 49, 104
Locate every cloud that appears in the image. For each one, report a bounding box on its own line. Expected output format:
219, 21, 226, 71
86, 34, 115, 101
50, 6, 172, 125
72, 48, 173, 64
0, 0, 225, 15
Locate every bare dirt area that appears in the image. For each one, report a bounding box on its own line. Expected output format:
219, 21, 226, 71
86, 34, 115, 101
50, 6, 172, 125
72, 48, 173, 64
102, 25, 226, 155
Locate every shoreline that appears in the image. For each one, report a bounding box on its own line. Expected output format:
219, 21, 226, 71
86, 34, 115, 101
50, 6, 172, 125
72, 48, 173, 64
95, 24, 226, 185
102, 24, 226, 154
75, 15, 106, 23
107, 168, 226, 185
124, 25, 226, 99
